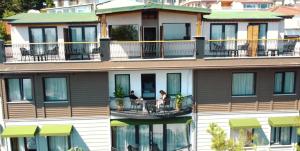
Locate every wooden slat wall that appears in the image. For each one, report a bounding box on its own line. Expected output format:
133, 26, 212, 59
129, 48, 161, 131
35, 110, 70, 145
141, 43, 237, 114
0, 72, 109, 119
195, 68, 300, 112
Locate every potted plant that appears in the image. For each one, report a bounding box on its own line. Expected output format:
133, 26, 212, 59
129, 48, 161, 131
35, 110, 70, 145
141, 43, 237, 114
68, 147, 83, 151
114, 85, 124, 111
175, 93, 184, 111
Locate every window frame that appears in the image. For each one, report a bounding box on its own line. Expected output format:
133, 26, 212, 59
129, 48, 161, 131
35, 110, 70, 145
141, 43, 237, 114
47, 136, 70, 151
270, 127, 293, 145
162, 23, 191, 40
43, 77, 68, 102
29, 27, 58, 43
69, 25, 97, 42
274, 71, 296, 94
210, 23, 238, 51
166, 73, 182, 96
114, 74, 131, 97
231, 72, 256, 96
6, 78, 33, 102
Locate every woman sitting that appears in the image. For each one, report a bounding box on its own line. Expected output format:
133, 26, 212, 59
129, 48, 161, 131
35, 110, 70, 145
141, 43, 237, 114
156, 90, 169, 109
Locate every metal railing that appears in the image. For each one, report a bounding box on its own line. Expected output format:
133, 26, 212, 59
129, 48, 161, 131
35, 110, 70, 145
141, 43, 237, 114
3, 42, 101, 63
204, 39, 300, 58
110, 40, 196, 60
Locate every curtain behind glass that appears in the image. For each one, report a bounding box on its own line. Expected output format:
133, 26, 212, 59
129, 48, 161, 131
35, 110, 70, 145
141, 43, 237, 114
8, 79, 21, 101
115, 75, 130, 96
224, 25, 236, 50
44, 28, 57, 51
258, 24, 267, 48
22, 79, 32, 100
167, 73, 181, 95
274, 73, 283, 93
167, 124, 188, 151
30, 28, 44, 54
116, 126, 136, 151
153, 124, 163, 151
44, 78, 67, 101
139, 125, 149, 151
280, 127, 291, 145
232, 73, 254, 96
84, 27, 97, 53
284, 72, 295, 93
163, 24, 187, 40
70, 27, 84, 51
26, 137, 37, 150
49, 136, 67, 151
211, 25, 223, 50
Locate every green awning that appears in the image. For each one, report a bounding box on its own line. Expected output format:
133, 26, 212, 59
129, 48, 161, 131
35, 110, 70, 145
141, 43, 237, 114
268, 116, 300, 127
40, 125, 73, 136
1, 125, 37, 138
229, 118, 261, 129
204, 11, 283, 20
111, 117, 192, 127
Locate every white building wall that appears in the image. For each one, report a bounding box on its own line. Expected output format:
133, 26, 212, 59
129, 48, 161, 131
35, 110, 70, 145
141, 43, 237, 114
4, 117, 111, 151
158, 11, 197, 39
109, 69, 193, 98
197, 111, 299, 151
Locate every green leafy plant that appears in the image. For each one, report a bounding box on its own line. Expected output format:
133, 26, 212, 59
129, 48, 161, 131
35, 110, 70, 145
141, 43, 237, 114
114, 85, 124, 110
207, 123, 245, 151
175, 93, 184, 111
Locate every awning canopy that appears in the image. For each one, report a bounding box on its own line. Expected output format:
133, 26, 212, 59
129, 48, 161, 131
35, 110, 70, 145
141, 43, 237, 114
268, 116, 300, 127
111, 117, 192, 127
229, 118, 261, 129
40, 125, 73, 136
1, 125, 37, 138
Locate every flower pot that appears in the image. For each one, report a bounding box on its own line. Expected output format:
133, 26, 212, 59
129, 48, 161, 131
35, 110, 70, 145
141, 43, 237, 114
115, 98, 124, 111
176, 103, 182, 111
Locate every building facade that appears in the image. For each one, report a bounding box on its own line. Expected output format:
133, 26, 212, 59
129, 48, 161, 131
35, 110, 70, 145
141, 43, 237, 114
1, 1, 300, 151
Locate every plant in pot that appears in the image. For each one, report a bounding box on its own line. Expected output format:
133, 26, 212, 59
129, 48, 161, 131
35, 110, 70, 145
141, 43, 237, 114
114, 85, 124, 111
175, 93, 184, 111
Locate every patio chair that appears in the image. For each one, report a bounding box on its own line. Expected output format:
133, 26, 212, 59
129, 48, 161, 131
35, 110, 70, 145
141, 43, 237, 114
20, 48, 31, 61
211, 43, 227, 57
281, 40, 296, 56
46, 46, 59, 60
237, 43, 249, 56
130, 99, 142, 112
257, 44, 267, 56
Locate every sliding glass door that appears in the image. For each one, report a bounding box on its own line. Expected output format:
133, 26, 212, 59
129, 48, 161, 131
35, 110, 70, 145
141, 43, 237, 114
29, 27, 57, 54
210, 24, 237, 50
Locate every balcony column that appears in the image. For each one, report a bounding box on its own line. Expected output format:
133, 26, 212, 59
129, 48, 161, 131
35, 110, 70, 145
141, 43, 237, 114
0, 40, 4, 63
100, 15, 108, 38
100, 38, 110, 61
195, 36, 205, 59
196, 14, 202, 37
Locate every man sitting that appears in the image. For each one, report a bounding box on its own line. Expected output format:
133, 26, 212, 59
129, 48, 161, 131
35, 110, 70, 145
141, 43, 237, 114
129, 90, 142, 110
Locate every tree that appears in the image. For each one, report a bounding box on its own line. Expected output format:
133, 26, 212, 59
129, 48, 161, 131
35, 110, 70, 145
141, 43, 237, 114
207, 123, 245, 151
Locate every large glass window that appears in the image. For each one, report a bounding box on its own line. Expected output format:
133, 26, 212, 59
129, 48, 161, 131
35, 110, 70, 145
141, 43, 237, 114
7, 78, 32, 102
210, 24, 237, 50
109, 25, 139, 41
163, 23, 191, 40
10, 137, 37, 151
274, 72, 295, 94
167, 73, 181, 96
44, 77, 68, 101
29, 27, 57, 54
115, 74, 130, 96
231, 128, 256, 147
48, 136, 69, 151
271, 127, 292, 145
167, 124, 189, 151
232, 73, 255, 96
113, 125, 136, 151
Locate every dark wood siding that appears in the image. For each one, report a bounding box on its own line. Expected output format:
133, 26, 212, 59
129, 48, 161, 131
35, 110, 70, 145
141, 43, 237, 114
194, 68, 300, 112
0, 72, 109, 119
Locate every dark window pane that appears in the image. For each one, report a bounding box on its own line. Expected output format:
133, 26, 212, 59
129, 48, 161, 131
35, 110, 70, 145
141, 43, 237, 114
109, 25, 139, 41
44, 78, 67, 101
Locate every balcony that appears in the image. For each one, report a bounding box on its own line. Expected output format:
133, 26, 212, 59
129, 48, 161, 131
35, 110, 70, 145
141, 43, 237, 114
3, 42, 101, 63
204, 39, 300, 58
109, 40, 196, 61
109, 96, 193, 119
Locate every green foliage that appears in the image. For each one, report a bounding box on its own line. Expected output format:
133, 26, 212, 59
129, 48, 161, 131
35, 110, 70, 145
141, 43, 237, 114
207, 123, 245, 151
0, 22, 7, 40
110, 25, 139, 41
175, 93, 184, 108
114, 85, 125, 98
68, 147, 84, 151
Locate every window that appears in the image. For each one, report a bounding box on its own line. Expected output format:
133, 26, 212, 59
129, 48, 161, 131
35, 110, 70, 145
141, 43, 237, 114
163, 23, 191, 40
44, 78, 68, 101
11, 137, 37, 151
109, 25, 139, 41
167, 73, 181, 96
210, 24, 237, 50
69, 26, 97, 43
231, 128, 256, 147
115, 74, 130, 96
29, 27, 57, 53
7, 78, 32, 102
274, 72, 295, 94
232, 73, 255, 96
271, 127, 292, 145
48, 136, 69, 151
244, 3, 256, 9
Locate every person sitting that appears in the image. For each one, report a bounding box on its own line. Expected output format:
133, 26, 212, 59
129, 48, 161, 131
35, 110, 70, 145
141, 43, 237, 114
129, 90, 142, 110
129, 90, 138, 100
156, 90, 169, 110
